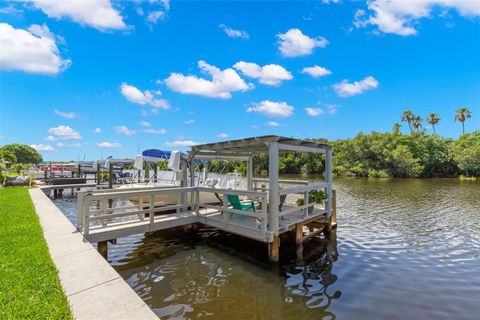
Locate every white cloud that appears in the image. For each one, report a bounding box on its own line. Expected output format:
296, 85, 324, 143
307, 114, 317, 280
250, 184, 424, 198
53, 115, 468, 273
97, 141, 122, 148
354, 0, 480, 36
267, 121, 280, 127
328, 105, 338, 114
30, 144, 54, 151
219, 24, 250, 39
166, 140, 202, 147
247, 100, 294, 118
233, 61, 293, 86
0, 23, 70, 74
93, 128, 101, 133
305, 107, 324, 116
301, 65, 332, 78
277, 28, 329, 57
147, 10, 165, 24
57, 142, 81, 148
322, 0, 341, 4
143, 128, 167, 134
48, 125, 82, 139
217, 133, 228, 139
120, 83, 170, 109
164, 60, 252, 99
54, 108, 78, 119
333, 76, 379, 97
138, 121, 151, 127
115, 126, 136, 136
44, 135, 56, 141
29, 0, 127, 31
184, 119, 194, 125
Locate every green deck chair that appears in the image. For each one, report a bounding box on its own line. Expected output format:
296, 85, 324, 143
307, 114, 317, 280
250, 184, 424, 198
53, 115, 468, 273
227, 194, 255, 220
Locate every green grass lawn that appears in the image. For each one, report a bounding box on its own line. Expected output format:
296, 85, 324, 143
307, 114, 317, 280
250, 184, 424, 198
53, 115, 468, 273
0, 188, 72, 319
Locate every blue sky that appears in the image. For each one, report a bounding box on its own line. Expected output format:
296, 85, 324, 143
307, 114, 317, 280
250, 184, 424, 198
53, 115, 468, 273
0, 0, 479, 161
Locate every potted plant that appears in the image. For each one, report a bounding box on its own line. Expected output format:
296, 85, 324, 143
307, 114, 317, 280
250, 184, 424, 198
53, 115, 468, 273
296, 189, 326, 213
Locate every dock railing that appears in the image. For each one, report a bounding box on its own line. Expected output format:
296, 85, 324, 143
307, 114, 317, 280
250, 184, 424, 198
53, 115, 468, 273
278, 182, 329, 218
195, 187, 270, 241
77, 187, 196, 235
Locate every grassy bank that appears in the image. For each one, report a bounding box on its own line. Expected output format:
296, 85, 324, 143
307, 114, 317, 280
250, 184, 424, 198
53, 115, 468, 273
0, 188, 72, 319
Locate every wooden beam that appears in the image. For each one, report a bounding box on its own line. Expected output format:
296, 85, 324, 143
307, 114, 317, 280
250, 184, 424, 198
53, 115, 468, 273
268, 142, 280, 234
295, 223, 303, 244
268, 236, 280, 262
98, 241, 108, 259
277, 143, 327, 154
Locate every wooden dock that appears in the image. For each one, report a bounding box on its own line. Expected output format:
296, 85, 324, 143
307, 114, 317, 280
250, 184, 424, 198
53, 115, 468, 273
75, 135, 336, 262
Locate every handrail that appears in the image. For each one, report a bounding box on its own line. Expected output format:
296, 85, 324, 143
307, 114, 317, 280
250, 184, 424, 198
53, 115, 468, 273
278, 182, 328, 196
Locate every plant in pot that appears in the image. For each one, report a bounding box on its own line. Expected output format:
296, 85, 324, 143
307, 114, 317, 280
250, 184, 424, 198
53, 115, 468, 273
296, 189, 326, 214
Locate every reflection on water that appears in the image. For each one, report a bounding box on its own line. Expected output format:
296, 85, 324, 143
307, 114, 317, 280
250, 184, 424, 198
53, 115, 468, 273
53, 178, 480, 319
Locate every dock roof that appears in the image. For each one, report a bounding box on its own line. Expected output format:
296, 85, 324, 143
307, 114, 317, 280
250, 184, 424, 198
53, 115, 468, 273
191, 135, 331, 155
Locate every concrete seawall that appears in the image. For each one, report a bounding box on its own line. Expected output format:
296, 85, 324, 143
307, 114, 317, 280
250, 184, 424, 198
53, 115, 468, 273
29, 188, 158, 320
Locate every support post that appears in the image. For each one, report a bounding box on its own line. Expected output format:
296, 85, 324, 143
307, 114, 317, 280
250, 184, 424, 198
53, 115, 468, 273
331, 189, 337, 228
268, 142, 280, 235
98, 241, 108, 259
268, 236, 280, 262
77, 163, 81, 178
153, 163, 158, 183
295, 223, 303, 244
144, 161, 150, 182
325, 147, 333, 232
247, 156, 253, 191
108, 162, 113, 189
96, 163, 101, 185
189, 160, 196, 187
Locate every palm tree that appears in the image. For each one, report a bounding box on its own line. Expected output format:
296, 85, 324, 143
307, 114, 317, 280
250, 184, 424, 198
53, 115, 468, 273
412, 115, 423, 133
426, 112, 440, 134
392, 123, 402, 135
401, 110, 414, 134
455, 107, 472, 135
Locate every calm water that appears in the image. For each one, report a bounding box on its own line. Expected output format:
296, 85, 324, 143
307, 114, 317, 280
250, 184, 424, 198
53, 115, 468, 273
54, 178, 480, 319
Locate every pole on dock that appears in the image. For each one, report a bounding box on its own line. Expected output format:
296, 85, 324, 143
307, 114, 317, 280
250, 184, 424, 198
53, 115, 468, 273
96, 163, 101, 185
108, 163, 113, 189
153, 162, 158, 183
268, 142, 280, 262
77, 163, 81, 178
98, 241, 108, 259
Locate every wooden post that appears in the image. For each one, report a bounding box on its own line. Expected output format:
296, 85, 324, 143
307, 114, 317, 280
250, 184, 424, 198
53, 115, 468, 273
268, 142, 280, 235
247, 156, 253, 191
295, 223, 303, 244
96, 163, 101, 185
44, 169, 47, 182
331, 189, 337, 228
108, 162, 113, 189
98, 241, 108, 259
268, 236, 280, 262
189, 159, 196, 187
77, 163, 81, 178
325, 147, 333, 232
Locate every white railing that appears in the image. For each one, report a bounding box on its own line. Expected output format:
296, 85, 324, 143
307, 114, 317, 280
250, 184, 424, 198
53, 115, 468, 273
278, 182, 329, 218
77, 187, 196, 235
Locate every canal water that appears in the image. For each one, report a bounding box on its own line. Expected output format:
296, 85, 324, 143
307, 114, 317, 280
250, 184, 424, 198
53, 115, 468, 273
53, 178, 480, 320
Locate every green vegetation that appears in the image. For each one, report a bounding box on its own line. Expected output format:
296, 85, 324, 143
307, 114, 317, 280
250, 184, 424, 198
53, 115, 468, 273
204, 109, 477, 179
0, 144, 42, 164
0, 188, 72, 319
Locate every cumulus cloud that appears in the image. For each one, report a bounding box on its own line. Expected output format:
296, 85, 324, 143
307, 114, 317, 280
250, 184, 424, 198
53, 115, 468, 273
184, 119, 194, 125
120, 83, 170, 109
233, 61, 293, 86
48, 125, 82, 139
219, 24, 250, 39
93, 128, 101, 133
333, 76, 379, 97
30, 144, 54, 151
147, 11, 165, 24
138, 121, 151, 127
54, 108, 78, 119
97, 141, 122, 148
164, 60, 252, 99
115, 126, 136, 136
57, 142, 81, 148
166, 140, 202, 147
354, 0, 480, 36
0, 23, 70, 74
143, 128, 167, 134
28, 0, 127, 31
267, 121, 280, 127
217, 133, 228, 139
305, 107, 325, 116
247, 100, 294, 118
301, 65, 332, 78
277, 28, 329, 57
